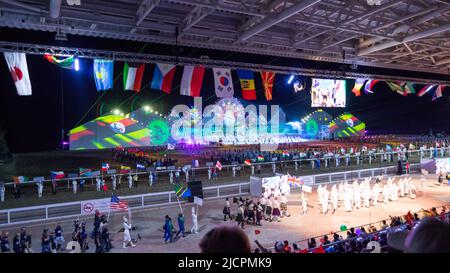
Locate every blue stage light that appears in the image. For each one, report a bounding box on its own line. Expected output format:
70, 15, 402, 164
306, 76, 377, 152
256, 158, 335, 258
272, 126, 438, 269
287, 75, 295, 84
74, 58, 80, 71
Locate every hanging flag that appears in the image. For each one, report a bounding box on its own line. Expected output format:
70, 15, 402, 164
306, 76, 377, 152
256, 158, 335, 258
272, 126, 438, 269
352, 78, 365, 97
79, 168, 92, 177
417, 85, 435, 97
432, 85, 444, 101
180, 65, 205, 97
101, 163, 110, 172
13, 176, 25, 185
174, 184, 192, 199
257, 155, 264, 162
401, 82, 416, 96
244, 159, 252, 166
215, 161, 222, 171
123, 62, 145, 92
151, 63, 176, 94
120, 165, 131, 170
110, 194, 129, 211
282, 151, 290, 157
213, 68, 234, 98
386, 81, 404, 95
44, 53, 75, 69
363, 80, 379, 94
51, 171, 65, 180
260, 71, 275, 101
93, 59, 114, 91
237, 69, 256, 100
3, 52, 32, 96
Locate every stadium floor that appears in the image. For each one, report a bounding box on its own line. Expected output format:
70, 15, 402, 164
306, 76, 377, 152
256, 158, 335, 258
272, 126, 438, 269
1, 176, 449, 253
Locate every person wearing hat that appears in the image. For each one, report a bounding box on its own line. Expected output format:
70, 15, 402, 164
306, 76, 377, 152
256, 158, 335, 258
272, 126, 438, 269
123, 216, 136, 248
387, 217, 450, 253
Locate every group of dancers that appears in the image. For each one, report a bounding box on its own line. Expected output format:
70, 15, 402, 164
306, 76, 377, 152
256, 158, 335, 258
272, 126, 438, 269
315, 175, 418, 214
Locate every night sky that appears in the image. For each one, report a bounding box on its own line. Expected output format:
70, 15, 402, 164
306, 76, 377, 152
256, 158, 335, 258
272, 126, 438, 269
0, 28, 449, 153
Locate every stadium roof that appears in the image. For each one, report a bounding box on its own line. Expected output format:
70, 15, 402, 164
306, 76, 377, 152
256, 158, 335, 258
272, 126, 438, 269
0, 0, 449, 75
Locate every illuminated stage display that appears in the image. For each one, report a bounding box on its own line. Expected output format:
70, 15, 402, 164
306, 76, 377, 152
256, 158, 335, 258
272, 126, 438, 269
299, 109, 333, 139
69, 108, 170, 150
329, 113, 366, 138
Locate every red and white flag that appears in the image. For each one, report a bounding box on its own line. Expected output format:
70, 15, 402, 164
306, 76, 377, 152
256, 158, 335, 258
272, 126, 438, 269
180, 65, 205, 97
4, 52, 32, 96
215, 161, 222, 171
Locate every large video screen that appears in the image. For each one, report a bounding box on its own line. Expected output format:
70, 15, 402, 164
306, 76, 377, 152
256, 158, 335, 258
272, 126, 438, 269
311, 78, 346, 107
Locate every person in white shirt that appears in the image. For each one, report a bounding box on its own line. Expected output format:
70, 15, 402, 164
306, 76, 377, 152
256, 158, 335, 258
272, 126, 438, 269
259, 196, 267, 219
398, 178, 405, 197
382, 184, 389, 204
111, 174, 117, 190
123, 216, 136, 248
37, 181, 43, 198
331, 184, 338, 212
372, 180, 380, 206
0, 182, 5, 202
191, 206, 198, 234
343, 186, 352, 212
237, 204, 245, 228
408, 178, 417, 199
363, 181, 371, 208
280, 194, 290, 217
265, 198, 273, 222
390, 182, 399, 201
72, 179, 77, 194
128, 174, 133, 188
338, 182, 344, 201
301, 192, 308, 214
272, 197, 281, 222
96, 177, 101, 191
321, 186, 329, 214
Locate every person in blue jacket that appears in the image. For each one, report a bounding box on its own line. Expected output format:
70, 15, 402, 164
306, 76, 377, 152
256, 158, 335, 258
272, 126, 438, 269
175, 213, 186, 239
163, 215, 174, 243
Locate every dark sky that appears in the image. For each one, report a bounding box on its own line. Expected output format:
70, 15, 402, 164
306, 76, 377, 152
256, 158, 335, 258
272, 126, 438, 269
0, 28, 449, 153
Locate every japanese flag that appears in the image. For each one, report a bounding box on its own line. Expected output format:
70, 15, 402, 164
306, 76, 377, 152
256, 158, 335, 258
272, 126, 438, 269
3, 52, 32, 96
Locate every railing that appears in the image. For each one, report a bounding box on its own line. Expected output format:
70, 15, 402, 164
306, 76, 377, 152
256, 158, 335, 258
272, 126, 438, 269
0, 182, 250, 227
0, 164, 420, 227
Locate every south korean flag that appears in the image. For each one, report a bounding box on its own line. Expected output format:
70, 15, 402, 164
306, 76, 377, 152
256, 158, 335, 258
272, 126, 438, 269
213, 68, 234, 98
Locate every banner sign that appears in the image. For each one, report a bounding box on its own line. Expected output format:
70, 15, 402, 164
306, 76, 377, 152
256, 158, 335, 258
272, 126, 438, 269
194, 196, 203, 206
80, 198, 110, 215
107, 169, 117, 174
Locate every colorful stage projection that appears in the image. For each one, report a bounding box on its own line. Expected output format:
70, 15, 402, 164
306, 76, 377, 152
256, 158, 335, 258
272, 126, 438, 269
311, 78, 346, 108
300, 109, 333, 139
328, 113, 365, 138
69, 108, 170, 150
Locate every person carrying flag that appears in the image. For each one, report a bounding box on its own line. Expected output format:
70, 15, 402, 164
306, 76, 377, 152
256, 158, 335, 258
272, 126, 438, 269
123, 216, 136, 248
163, 215, 174, 243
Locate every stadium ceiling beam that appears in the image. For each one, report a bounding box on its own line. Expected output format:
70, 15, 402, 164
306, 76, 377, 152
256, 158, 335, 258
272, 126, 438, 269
237, 0, 321, 42
0, 40, 449, 85
436, 57, 450, 66
49, 0, 62, 19
358, 5, 450, 49
178, 0, 224, 39
358, 23, 450, 55
294, 0, 402, 48
135, 0, 161, 27
162, 0, 263, 16
0, 0, 47, 13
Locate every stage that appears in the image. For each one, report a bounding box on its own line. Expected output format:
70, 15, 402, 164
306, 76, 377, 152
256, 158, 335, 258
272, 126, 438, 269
2, 176, 449, 253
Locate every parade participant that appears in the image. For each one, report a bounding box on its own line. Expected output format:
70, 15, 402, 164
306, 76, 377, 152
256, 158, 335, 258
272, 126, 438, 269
265, 197, 273, 222
390, 181, 399, 201
236, 203, 245, 228
331, 184, 338, 212
128, 173, 133, 188
259, 195, 267, 219
54, 222, 65, 252
223, 198, 233, 221
321, 186, 329, 214
169, 171, 174, 184
399, 178, 405, 197
382, 184, 390, 204
96, 176, 101, 192
1, 232, 10, 253
353, 181, 361, 209
175, 213, 186, 239
343, 185, 352, 212
372, 180, 380, 206
247, 201, 255, 224
404, 177, 410, 197
301, 191, 308, 214
72, 179, 77, 194
272, 197, 281, 222
409, 178, 417, 199
338, 182, 344, 201
363, 180, 371, 208
37, 181, 43, 198
255, 202, 263, 226
13, 232, 20, 253
100, 222, 112, 252
191, 206, 199, 234
41, 229, 51, 253
123, 216, 136, 248
79, 222, 88, 252
0, 181, 4, 202
133, 173, 138, 187
163, 215, 174, 243
280, 193, 290, 217
112, 174, 117, 190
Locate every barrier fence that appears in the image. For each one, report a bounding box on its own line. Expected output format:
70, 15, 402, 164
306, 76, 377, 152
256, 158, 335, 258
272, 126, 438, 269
0, 164, 420, 227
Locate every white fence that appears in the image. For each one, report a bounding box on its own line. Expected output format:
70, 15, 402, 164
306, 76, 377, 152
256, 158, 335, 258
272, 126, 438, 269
0, 164, 420, 227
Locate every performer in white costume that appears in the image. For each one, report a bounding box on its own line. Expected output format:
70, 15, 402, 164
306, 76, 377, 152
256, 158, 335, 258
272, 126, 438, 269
338, 182, 344, 201
343, 185, 352, 212
128, 174, 133, 188
363, 179, 371, 208
372, 180, 380, 206
112, 174, 117, 190
190, 206, 198, 234
331, 184, 339, 212
301, 192, 308, 214
321, 186, 329, 214
408, 178, 417, 199
353, 181, 361, 209
390, 182, 399, 201
382, 184, 389, 204
123, 216, 136, 248
398, 178, 405, 197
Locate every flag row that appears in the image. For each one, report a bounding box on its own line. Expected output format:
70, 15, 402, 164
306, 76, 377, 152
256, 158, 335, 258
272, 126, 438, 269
352, 79, 447, 101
